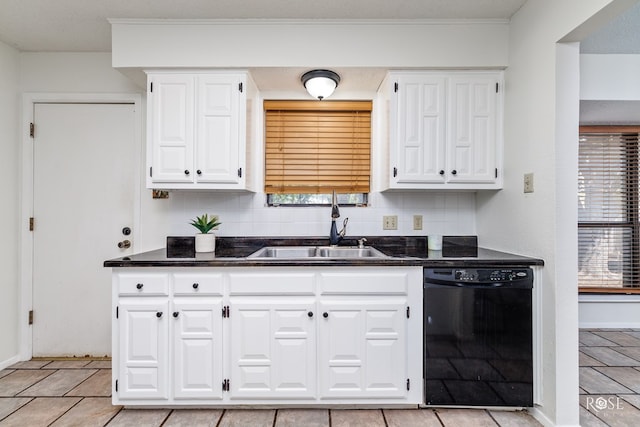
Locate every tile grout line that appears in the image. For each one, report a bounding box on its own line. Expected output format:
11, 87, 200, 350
61, 368, 102, 397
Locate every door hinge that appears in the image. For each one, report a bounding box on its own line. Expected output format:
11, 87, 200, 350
150, 82, 153, 93
394, 82, 398, 93
30, 122, 35, 138
28, 310, 33, 325
407, 378, 410, 391
222, 305, 230, 318
115, 379, 118, 392
29, 217, 34, 231
406, 306, 410, 319
495, 82, 499, 93
222, 378, 230, 391
239, 82, 243, 93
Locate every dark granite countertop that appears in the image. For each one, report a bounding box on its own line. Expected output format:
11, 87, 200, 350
104, 236, 544, 268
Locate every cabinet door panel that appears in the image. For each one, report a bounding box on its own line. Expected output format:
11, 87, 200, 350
395, 76, 446, 184
172, 298, 223, 399
230, 298, 316, 399
118, 299, 169, 400
149, 75, 194, 183
319, 300, 407, 399
196, 75, 241, 183
448, 77, 497, 183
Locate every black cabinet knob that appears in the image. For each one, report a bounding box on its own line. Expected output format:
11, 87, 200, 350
439, 170, 445, 175
308, 311, 313, 318
451, 170, 457, 175
122, 227, 131, 236
323, 312, 328, 318
197, 170, 202, 175
173, 312, 179, 318
193, 283, 199, 289
136, 283, 143, 290
184, 170, 190, 175
156, 312, 163, 318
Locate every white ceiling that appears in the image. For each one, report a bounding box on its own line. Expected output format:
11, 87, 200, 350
0, 0, 528, 52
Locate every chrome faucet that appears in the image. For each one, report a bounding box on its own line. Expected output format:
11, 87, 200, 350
329, 190, 348, 246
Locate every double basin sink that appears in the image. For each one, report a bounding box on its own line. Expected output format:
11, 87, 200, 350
247, 245, 389, 259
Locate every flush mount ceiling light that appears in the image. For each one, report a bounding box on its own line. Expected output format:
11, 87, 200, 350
301, 69, 340, 100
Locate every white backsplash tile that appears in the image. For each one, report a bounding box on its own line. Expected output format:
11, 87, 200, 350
166, 191, 476, 237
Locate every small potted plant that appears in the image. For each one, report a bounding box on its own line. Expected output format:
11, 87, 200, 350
190, 213, 221, 253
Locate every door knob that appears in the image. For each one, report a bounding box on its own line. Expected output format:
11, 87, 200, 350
118, 240, 131, 249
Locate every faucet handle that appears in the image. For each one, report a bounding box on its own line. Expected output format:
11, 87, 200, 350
358, 238, 367, 249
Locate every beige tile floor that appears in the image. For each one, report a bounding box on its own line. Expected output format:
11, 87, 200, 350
0, 360, 540, 427
14, 328, 640, 427
579, 329, 640, 427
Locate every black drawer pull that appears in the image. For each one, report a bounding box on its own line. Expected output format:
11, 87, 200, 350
136, 283, 143, 290
323, 312, 328, 318
156, 312, 163, 318
193, 283, 199, 289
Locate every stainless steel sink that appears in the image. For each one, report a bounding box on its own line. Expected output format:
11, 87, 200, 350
315, 246, 389, 258
247, 246, 318, 259
247, 245, 389, 259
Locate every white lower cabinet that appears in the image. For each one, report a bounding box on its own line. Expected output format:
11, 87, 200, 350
229, 298, 316, 399
112, 266, 422, 406
117, 298, 169, 400
318, 299, 408, 399
172, 298, 224, 400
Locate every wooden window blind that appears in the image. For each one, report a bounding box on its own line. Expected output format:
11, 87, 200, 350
578, 126, 640, 292
264, 100, 371, 194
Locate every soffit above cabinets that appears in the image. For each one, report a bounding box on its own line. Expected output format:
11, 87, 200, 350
0, 0, 526, 52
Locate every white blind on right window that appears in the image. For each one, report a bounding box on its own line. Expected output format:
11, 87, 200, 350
578, 129, 640, 291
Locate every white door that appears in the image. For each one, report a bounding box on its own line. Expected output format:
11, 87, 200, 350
32, 102, 137, 357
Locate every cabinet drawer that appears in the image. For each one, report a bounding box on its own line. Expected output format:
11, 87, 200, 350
173, 273, 224, 295
118, 273, 169, 296
229, 271, 315, 295
319, 270, 409, 295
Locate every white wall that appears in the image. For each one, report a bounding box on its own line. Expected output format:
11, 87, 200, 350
107, 19, 511, 248
476, 1, 627, 425
581, 54, 640, 100
0, 41, 20, 368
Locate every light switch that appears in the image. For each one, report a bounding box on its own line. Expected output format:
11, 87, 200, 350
524, 173, 534, 193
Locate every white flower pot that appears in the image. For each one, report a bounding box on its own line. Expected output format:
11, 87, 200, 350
195, 233, 215, 253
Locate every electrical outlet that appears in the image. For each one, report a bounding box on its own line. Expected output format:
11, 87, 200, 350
524, 173, 534, 193
413, 215, 423, 230
383, 215, 398, 230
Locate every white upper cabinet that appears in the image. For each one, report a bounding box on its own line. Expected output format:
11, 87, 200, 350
146, 71, 256, 190
380, 71, 503, 190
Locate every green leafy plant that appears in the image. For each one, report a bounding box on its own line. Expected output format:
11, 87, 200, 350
189, 213, 221, 234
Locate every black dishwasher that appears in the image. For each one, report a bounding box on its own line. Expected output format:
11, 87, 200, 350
423, 268, 533, 407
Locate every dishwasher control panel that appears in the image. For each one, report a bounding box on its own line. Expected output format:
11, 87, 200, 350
425, 267, 533, 287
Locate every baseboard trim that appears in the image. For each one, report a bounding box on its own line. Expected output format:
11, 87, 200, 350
0, 354, 21, 371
